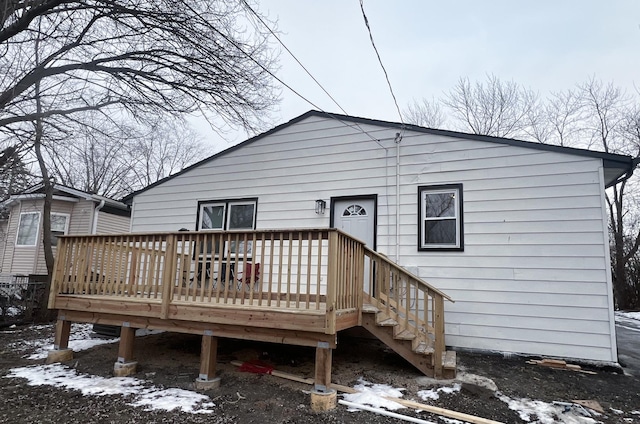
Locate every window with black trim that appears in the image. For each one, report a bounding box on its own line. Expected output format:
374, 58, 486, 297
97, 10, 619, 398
418, 184, 463, 251
197, 199, 257, 231
197, 199, 257, 256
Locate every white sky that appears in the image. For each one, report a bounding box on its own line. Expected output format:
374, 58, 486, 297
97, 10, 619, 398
201, 1, 640, 150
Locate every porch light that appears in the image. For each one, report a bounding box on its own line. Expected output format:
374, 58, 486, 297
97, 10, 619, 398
315, 199, 326, 215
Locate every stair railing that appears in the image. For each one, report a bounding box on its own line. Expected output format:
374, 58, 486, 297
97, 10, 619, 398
362, 247, 453, 374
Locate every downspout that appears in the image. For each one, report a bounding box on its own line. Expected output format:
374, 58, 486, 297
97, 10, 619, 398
92, 200, 105, 234
394, 132, 402, 262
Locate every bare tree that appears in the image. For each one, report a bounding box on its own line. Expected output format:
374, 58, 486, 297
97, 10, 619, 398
403, 97, 446, 128
582, 81, 640, 310
1, 0, 280, 318
44, 116, 211, 198
442, 74, 539, 138
0, 0, 279, 135
128, 120, 210, 190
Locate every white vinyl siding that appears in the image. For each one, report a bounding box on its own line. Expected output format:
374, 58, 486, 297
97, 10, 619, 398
95, 211, 130, 234
131, 115, 616, 362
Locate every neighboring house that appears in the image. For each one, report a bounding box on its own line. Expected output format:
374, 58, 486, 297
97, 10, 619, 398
0, 184, 130, 279
124, 110, 636, 364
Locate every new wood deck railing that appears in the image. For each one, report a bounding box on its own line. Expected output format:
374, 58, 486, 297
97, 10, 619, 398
48, 229, 365, 334
48, 228, 450, 360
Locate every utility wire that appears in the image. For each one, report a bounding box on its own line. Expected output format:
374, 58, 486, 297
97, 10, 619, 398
358, 0, 404, 125
240, 0, 387, 148
241, 0, 349, 116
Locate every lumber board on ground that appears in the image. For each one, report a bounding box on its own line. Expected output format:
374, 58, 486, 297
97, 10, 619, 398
230, 361, 503, 424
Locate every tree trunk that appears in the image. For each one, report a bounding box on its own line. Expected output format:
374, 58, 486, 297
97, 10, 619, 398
34, 78, 56, 322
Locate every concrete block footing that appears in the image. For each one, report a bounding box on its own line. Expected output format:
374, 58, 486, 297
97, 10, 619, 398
45, 348, 73, 364
113, 361, 138, 377
310, 389, 337, 412
195, 377, 221, 390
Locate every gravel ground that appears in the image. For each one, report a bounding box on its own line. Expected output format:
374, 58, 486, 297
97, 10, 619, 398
0, 323, 639, 423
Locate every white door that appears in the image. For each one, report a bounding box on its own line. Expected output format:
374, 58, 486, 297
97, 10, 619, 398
333, 199, 375, 248
333, 198, 375, 293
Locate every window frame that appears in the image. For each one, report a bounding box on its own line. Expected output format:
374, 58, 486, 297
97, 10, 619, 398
16, 211, 41, 246
50, 213, 70, 247
196, 198, 258, 231
417, 184, 464, 252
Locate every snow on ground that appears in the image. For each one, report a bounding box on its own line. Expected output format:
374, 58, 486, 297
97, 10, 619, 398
6, 364, 216, 414
616, 311, 640, 321
417, 383, 461, 401
342, 378, 406, 411
496, 393, 599, 424
6, 323, 162, 360
20, 323, 119, 359
341, 376, 608, 423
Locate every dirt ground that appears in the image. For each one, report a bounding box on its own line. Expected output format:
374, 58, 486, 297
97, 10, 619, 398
0, 323, 639, 423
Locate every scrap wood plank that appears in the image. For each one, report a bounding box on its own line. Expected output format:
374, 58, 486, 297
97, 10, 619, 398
525, 359, 597, 374
231, 360, 503, 424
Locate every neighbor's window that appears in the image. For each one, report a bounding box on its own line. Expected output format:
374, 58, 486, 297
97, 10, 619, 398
418, 184, 463, 251
16, 212, 40, 246
50, 213, 70, 246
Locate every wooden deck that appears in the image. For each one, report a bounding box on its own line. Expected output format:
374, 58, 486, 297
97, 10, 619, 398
47, 228, 454, 401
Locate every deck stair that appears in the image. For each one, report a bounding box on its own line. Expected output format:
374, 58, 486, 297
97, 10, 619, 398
361, 303, 457, 379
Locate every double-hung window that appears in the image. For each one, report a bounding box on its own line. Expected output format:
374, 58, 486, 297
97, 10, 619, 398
197, 199, 257, 255
16, 212, 40, 246
50, 213, 70, 246
418, 184, 463, 251
198, 199, 257, 231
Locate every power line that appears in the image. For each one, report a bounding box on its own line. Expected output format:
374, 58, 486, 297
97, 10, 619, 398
358, 0, 404, 125
241, 0, 349, 116
240, 0, 388, 148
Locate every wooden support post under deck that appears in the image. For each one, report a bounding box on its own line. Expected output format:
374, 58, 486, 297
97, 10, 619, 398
114, 325, 137, 377
195, 333, 221, 389
54, 318, 71, 350
46, 317, 73, 363
311, 345, 336, 411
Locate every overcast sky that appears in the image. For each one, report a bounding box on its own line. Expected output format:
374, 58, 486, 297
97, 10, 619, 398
203, 0, 640, 149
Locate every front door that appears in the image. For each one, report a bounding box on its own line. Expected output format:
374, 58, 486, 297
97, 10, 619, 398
332, 197, 376, 292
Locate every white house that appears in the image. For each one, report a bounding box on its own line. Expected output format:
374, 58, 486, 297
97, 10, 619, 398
124, 111, 635, 364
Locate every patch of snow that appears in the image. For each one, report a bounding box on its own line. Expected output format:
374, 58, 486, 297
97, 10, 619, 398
24, 323, 118, 359
631, 410, 640, 415
5, 364, 215, 414
610, 407, 624, 415
6, 306, 21, 316
497, 393, 598, 424
417, 383, 461, 401
342, 378, 405, 411
616, 311, 640, 321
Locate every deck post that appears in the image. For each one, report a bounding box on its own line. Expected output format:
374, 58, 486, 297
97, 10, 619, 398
433, 296, 445, 377
46, 315, 73, 364
325, 231, 338, 335
310, 345, 336, 412
195, 333, 221, 389
114, 324, 137, 377
160, 234, 177, 319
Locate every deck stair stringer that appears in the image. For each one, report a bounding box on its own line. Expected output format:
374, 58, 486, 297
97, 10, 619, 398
361, 304, 456, 379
